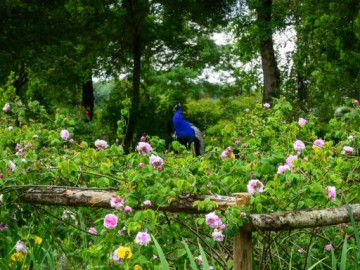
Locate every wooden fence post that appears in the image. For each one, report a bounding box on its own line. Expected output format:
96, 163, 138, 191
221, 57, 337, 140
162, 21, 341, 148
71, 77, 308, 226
232, 193, 252, 270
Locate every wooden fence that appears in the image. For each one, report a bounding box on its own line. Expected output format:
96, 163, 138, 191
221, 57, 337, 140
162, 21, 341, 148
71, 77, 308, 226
19, 186, 360, 270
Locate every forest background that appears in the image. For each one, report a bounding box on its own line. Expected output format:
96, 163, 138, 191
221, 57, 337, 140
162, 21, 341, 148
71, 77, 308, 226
2, 0, 360, 148
0, 0, 360, 269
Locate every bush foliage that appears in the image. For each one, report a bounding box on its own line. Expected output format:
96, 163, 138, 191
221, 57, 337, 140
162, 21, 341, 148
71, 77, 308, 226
0, 86, 359, 269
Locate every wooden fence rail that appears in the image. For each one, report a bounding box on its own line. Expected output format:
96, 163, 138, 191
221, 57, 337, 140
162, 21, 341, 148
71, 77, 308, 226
19, 186, 360, 270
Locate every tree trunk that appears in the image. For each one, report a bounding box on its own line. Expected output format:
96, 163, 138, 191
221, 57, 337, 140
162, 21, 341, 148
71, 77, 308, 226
257, 0, 280, 103
14, 63, 28, 96
297, 72, 307, 110
123, 0, 142, 151
82, 73, 95, 121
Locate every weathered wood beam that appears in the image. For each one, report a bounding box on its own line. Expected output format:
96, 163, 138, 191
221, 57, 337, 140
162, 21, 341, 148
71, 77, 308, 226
248, 204, 360, 231
20, 187, 360, 231
20, 187, 243, 213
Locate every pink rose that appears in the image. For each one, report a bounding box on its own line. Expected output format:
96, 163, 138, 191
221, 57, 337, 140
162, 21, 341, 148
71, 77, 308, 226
277, 164, 291, 174
124, 206, 132, 213
135, 231, 151, 245
3, 103, 10, 112
343, 146, 354, 154
247, 179, 264, 195
104, 214, 118, 229
293, 140, 305, 151
95, 139, 108, 150
285, 155, 298, 167
327, 186, 336, 200
212, 229, 225, 242
298, 118, 307, 127
143, 200, 151, 206
313, 139, 324, 148
60, 129, 70, 140
205, 212, 222, 228
149, 155, 163, 168
136, 142, 153, 156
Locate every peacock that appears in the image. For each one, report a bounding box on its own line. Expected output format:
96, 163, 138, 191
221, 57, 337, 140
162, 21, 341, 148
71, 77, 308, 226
172, 104, 204, 156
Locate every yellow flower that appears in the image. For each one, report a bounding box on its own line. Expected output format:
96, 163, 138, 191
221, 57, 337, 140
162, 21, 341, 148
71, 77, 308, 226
35, 236, 43, 245
10, 252, 24, 262
116, 246, 133, 259
134, 265, 142, 270
22, 265, 30, 270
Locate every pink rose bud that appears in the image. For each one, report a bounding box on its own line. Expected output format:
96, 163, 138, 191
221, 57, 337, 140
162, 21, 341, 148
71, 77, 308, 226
140, 136, 146, 141
124, 206, 132, 213
143, 200, 151, 206
220, 224, 226, 231
138, 163, 144, 168
354, 100, 359, 105
241, 212, 247, 217
88, 227, 97, 235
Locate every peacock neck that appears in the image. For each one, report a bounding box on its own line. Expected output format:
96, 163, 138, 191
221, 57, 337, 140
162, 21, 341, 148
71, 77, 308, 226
173, 109, 183, 126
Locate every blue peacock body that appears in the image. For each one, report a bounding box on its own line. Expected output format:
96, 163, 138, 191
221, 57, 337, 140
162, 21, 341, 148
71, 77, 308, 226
172, 104, 204, 156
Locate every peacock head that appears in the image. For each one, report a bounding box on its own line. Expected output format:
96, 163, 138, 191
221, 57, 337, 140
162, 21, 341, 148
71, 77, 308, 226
174, 104, 182, 111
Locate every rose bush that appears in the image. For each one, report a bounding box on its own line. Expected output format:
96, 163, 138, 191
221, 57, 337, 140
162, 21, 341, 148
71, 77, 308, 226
0, 92, 359, 269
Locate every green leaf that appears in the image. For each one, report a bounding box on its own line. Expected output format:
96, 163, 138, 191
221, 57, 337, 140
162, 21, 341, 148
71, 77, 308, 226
183, 241, 199, 270
151, 235, 170, 270
310, 183, 322, 193
57, 160, 78, 177
331, 246, 337, 270
199, 242, 210, 270
340, 236, 348, 270
172, 141, 185, 152
307, 257, 328, 270
97, 177, 110, 187
345, 198, 360, 265
306, 244, 313, 268
100, 162, 110, 174
175, 248, 187, 258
